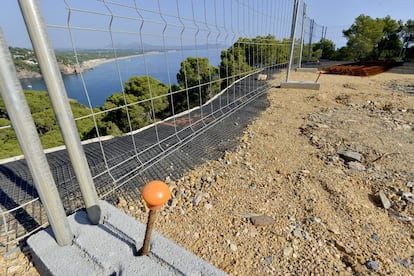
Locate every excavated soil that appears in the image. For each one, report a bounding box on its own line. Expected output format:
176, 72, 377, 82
322, 61, 403, 76
2, 63, 414, 275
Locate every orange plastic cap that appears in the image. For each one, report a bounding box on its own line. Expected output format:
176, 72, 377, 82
141, 180, 171, 210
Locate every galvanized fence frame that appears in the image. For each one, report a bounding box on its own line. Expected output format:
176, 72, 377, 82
0, 0, 325, 251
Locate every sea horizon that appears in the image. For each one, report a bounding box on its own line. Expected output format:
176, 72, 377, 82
20, 48, 224, 108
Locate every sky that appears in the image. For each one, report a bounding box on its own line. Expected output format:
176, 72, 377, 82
306, 0, 414, 48
0, 0, 413, 50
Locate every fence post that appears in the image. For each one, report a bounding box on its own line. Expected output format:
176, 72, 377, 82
0, 27, 74, 246
286, 0, 300, 82
298, 3, 307, 68
319, 26, 325, 59
18, 0, 101, 225
307, 19, 314, 62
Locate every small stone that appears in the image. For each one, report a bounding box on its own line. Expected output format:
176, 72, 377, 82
347, 161, 366, 171
264, 256, 273, 264
230, 243, 238, 252
356, 255, 366, 265
371, 233, 380, 241
249, 229, 259, 237
204, 203, 213, 210
193, 194, 204, 206
302, 230, 312, 241
379, 191, 392, 209
403, 196, 414, 204
117, 197, 127, 208
168, 198, 178, 208
312, 217, 322, 223
395, 258, 410, 268
215, 175, 224, 185
366, 259, 379, 271
329, 225, 340, 235
7, 266, 21, 274
283, 246, 293, 257
337, 149, 362, 162
293, 229, 303, 239
402, 192, 413, 198
250, 215, 276, 226
407, 181, 414, 188
201, 175, 208, 182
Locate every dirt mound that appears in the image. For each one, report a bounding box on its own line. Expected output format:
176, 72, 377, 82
322, 61, 403, 76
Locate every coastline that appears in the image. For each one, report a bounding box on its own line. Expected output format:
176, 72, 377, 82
18, 51, 162, 79
81, 51, 161, 71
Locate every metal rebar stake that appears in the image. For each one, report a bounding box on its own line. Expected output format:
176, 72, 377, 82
137, 181, 171, 256
139, 210, 158, 256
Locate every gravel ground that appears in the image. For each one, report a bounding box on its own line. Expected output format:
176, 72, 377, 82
124, 64, 414, 275
2, 63, 414, 275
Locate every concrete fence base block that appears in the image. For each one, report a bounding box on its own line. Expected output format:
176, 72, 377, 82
280, 81, 321, 90
28, 200, 226, 276
295, 67, 319, 73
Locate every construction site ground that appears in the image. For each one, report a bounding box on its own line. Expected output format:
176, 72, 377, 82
2, 62, 414, 275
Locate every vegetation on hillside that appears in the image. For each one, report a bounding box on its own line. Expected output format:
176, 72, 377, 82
332, 16, 414, 61
1, 14, 413, 159
1, 35, 287, 159
9, 47, 142, 73
10, 47, 40, 73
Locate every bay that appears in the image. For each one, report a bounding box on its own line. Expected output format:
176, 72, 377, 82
20, 48, 223, 107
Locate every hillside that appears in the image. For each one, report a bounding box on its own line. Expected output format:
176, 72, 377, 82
9, 47, 141, 78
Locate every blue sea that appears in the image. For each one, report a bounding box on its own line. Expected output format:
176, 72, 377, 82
19, 49, 223, 107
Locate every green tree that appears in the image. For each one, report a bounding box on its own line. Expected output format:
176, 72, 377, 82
0, 90, 101, 159
102, 93, 149, 133
343, 15, 384, 60
343, 15, 402, 60
32, 109, 56, 135
177, 57, 220, 108
401, 19, 414, 61
123, 76, 170, 118
220, 40, 251, 81
331, 46, 353, 61
312, 39, 336, 60
375, 16, 402, 59
250, 35, 289, 66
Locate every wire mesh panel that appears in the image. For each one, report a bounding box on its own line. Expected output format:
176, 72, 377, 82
301, 16, 326, 64
0, 0, 324, 251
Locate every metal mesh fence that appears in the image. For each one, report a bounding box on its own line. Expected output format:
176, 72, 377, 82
0, 0, 324, 251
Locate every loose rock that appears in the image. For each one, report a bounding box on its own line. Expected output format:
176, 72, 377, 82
283, 246, 293, 257
250, 215, 276, 226
337, 149, 363, 162
366, 259, 379, 271
379, 191, 392, 209
395, 258, 410, 269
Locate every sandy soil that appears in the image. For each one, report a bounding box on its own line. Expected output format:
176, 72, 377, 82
2, 63, 414, 275
125, 64, 414, 275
